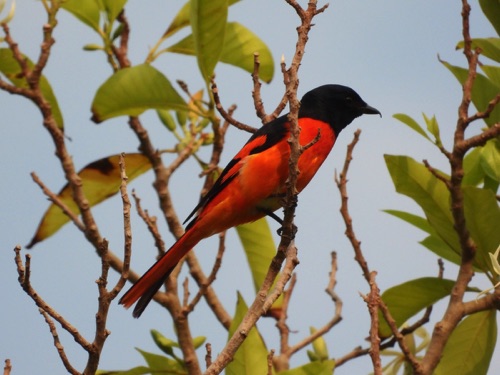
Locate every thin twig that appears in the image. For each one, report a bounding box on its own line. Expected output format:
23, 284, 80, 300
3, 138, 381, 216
184, 231, 227, 315
3, 359, 12, 375
364, 271, 382, 375
39, 309, 80, 375
211, 79, 257, 133
29, 172, 85, 234
334, 129, 371, 281
205, 343, 212, 369
13, 246, 92, 351
132, 190, 166, 255
251, 52, 267, 122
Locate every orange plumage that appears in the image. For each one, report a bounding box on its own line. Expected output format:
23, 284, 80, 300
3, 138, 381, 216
120, 84, 380, 317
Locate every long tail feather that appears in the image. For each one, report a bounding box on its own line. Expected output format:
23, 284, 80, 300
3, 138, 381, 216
119, 229, 200, 318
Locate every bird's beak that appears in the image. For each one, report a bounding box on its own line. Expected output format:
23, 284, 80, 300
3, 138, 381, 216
362, 104, 382, 117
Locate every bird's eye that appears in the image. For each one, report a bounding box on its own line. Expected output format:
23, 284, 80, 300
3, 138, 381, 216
345, 96, 353, 102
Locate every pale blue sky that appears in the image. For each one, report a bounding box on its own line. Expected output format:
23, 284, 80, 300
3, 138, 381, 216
1, 1, 497, 374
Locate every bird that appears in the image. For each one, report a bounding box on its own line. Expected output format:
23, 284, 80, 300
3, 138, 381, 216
120, 84, 380, 317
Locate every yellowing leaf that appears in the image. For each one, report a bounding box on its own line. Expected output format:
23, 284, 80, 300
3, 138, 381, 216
0, 48, 64, 129
27, 153, 151, 248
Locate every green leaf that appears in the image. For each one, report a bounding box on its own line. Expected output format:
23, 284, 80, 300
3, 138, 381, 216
0, 48, 64, 129
440, 59, 500, 126
102, 0, 127, 24
479, 0, 500, 36
480, 65, 500, 86
384, 210, 433, 233
157, 109, 177, 131
310, 327, 329, 361
379, 278, 459, 338
27, 153, 152, 248
192, 336, 207, 349
163, 0, 240, 39
91, 64, 188, 123
463, 186, 500, 275
219, 22, 274, 82
392, 114, 432, 142
150, 330, 179, 357
235, 218, 283, 311
479, 139, 500, 182
226, 293, 270, 375
463, 147, 486, 186
167, 22, 274, 83
435, 310, 497, 375
423, 113, 441, 146
420, 234, 463, 266
190, 0, 228, 81
384, 155, 460, 256
456, 38, 500, 63
383, 209, 463, 266
277, 360, 335, 375
61, 0, 102, 32
136, 348, 187, 373
96, 366, 152, 375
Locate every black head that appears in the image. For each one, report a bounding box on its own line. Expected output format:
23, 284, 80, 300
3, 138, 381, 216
299, 84, 381, 136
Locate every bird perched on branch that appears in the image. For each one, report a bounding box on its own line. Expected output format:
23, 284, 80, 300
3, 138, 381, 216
120, 84, 380, 317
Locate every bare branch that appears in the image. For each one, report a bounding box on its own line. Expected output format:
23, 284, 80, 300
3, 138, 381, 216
251, 52, 267, 122
184, 232, 227, 315
211, 79, 257, 133
29, 172, 85, 234
14, 245, 92, 351
363, 271, 382, 375
205, 343, 212, 369
335, 129, 372, 281
39, 309, 80, 375
3, 359, 12, 375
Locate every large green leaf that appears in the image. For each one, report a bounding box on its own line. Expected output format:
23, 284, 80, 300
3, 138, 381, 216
226, 293, 270, 375
27, 153, 152, 248
379, 278, 460, 338
235, 218, 283, 311
435, 310, 497, 375
456, 38, 500, 63
392, 114, 432, 142
480, 65, 500, 86
102, 0, 127, 24
163, 0, 240, 39
463, 147, 486, 186
97, 366, 152, 375
136, 348, 187, 373
220, 22, 274, 82
479, 139, 500, 182
463, 186, 500, 275
479, 0, 500, 36
190, 0, 228, 81
0, 48, 64, 129
440, 60, 500, 126
166, 22, 274, 82
277, 360, 335, 375
61, 0, 101, 32
384, 209, 463, 266
91, 64, 188, 123
384, 155, 460, 256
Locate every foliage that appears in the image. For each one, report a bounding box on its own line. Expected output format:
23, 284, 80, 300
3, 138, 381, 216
1, 0, 499, 374
385, 0, 500, 372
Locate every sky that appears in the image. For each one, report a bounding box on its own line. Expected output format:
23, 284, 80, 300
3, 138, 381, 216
0, 0, 498, 374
